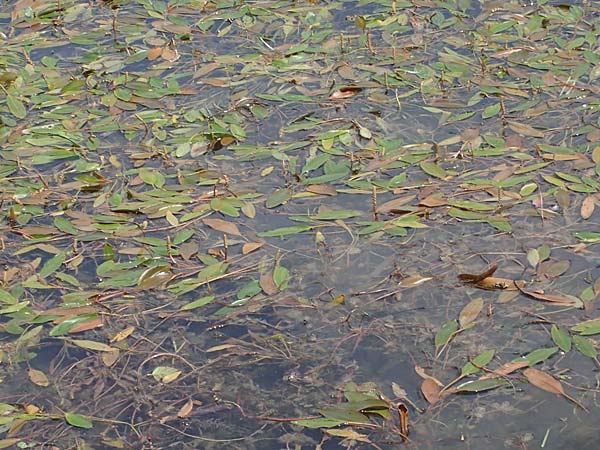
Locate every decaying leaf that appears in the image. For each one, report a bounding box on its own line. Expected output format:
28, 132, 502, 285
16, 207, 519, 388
458, 263, 498, 283
480, 360, 530, 380
459, 297, 484, 328
28, 368, 49, 387
581, 196, 595, 219
329, 86, 362, 100
421, 378, 441, 405
523, 368, 587, 411
519, 288, 583, 308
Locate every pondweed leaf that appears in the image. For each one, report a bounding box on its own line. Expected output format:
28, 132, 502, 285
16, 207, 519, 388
39, 252, 66, 279
516, 347, 558, 366
258, 225, 312, 237
573, 335, 597, 359
65, 412, 93, 429
461, 350, 495, 376
459, 297, 484, 328
292, 418, 344, 429
572, 318, 600, 335
434, 320, 459, 350
551, 325, 571, 352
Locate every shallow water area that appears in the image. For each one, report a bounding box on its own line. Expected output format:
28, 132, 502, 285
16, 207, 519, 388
1, 0, 600, 449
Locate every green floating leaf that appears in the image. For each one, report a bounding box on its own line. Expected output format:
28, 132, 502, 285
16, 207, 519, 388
266, 188, 291, 209
258, 225, 312, 237
461, 349, 495, 376
482, 102, 501, 119
180, 296, 215, 311
65, 412, 93, 429
435, 320, 459, 349
291, 418, 345, 429
574, 232, 600, 242
551, 325, 571, 352
151, 366, 182, 383
310, 210, 361, 220
516, 347, 558, 366
572, 318, 600, 335
39, 252, 67, 279
573, 335, 597, 359
420, 161, 447, 179
7, 94, 27, 119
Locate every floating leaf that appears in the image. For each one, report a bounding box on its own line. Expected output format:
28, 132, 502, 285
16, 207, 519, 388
572, 318, 600, 335
573, 335, 597, 359
292, 418, 345, 429
28, 368, 50, 387
7, 94, 26, 119
39, 252, 66, 279
420, 161, 447, 179
551, 325, 571, 352
151, 366, 182, 383
266, 188, 291, 209
258, 225, 312, 237
458, 263, 498, 283
180, 296, 215, 311
421, 378, 441, 405
519, 288, 582, 308
581, 196, 595, 219
434, 320, 459, 350
203, 218, 242, 236
459, 297, 484, 328
71, 339, 114, 352
461, 350, 495, 376
519, 347, 558, 366
523, 368, 587, 411
65, 413, 93, 429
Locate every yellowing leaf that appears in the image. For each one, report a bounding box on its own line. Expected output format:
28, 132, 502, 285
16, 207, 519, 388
29, 368, 49, 387
459, 297, 484, 328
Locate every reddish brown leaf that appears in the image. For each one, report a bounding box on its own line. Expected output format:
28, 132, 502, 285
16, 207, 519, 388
480, 360, 529, 380
458, 263, 498, 283
203, 218, 242, 236
523, 368, 587, 411
581, 195, 595, 220
421, 378, 441, 405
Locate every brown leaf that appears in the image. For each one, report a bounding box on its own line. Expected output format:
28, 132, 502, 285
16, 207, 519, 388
459, 297, 484, 328
419, 193, 448, 207
329, 86, 362, 100
421, 378, 441, 405
147, 47, 163, 60
414, 365, 444, 386
203, 218, 242, 236
398, 275, 433, 288
458, 263, 498, 283
523, 368, 588, 411
581, 195, 595, 219
473, 277, 523, 291
480, 360, 529, 380
259, 272, 278, 295
177, 399, 194, 418
68, 318, 103, 334
110, 326, 135, 343
29, 368, 49, 387
519, 288, 583, 308
398, 403, 409, 440
242, 242, 264, 255
507, 121, 545, 138
377, 195, 417, 214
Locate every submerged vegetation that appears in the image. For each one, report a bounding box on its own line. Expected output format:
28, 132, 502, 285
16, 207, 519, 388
1, 0, 600, 448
